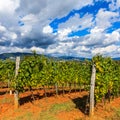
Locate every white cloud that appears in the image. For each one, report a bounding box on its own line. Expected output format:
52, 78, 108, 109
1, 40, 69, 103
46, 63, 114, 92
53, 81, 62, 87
116, 0, 120, 7
81, 28, 104, 46
90, 27, 104, 33
0, 0, 20, 14
46, 40, 75, 56
58, 14, 94, 33
0, 46, 29, 53
81, 27, 120, 47
43, 25, 53, 34
20, 25, 32, 37
21, 14, 39, 25
41, 0, 93, 19
103, 31, 120, 45
0, 45, 46, 55
30, 46, 45, 54
0, 24, 6, 32
4, 31, 17, 40
92, 45, 118, 55
57, 28, 72, 40
109, 0, 120, 10
46, 43, 66, 54
95, 9, 119, 29
74, 45, 90, 52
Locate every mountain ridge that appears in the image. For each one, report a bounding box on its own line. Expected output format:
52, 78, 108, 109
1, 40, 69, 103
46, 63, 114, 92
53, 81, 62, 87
0, 52, 120, 61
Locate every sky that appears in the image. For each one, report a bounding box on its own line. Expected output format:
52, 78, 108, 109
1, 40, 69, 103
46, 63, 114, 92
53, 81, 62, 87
0, 0, 120, 58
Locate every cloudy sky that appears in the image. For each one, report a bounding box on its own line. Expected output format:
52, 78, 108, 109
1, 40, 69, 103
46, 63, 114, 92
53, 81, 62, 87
0, 0, 120, 58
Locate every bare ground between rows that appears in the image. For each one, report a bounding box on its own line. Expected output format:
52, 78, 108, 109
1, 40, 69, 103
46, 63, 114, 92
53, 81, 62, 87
0, 88, 120, 120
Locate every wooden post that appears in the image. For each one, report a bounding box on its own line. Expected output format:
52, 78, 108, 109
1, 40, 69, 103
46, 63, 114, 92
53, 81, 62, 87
89, 64, 96, 118
15, 57, 20, 77
55, 83, 58, 96
14, 56, 20, 109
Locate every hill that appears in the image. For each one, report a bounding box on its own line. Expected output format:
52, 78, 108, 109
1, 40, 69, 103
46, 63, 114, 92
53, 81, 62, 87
0, 52, 33, 60
0, 52, 90, 61
0, 52, 120, 61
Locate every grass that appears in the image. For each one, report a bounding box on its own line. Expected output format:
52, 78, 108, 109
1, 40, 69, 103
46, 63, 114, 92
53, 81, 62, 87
1, 98, 77, 120
14, 112, 33, 120
2, 112, 33, 120
39, 110, 57, 120
105, 107, 120, 120
0, 96, 13, 104
11, 106, 120, 120
38, 101, 76, 120
49, 101, 76, 113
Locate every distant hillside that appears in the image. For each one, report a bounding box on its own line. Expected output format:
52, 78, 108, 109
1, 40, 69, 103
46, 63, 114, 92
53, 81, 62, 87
112, 57, 120, 60
57, 56, 91, 61
0, 52, 33, 60
0, 53, 91, 61
0, 52, 120, 61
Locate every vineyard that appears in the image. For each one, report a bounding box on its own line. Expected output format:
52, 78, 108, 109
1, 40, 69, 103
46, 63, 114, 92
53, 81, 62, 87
0, 54, 120, 119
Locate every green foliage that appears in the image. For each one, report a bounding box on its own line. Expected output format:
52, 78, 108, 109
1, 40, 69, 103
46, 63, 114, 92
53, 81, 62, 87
16, 55, 43, 91
0, 59, 15, 88
93, 55, 120, 102
0, 53, 120, 106
12, 55, 92, 92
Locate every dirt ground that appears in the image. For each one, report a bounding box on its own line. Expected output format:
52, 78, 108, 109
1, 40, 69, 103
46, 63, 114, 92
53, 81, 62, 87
0, 88, 120, 120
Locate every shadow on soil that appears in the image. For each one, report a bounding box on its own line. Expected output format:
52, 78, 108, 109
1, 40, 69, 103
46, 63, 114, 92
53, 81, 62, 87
19, 93, 44, 105
19, 88, 85, 107
72, 95, 89, 115
0, 91, 7, 95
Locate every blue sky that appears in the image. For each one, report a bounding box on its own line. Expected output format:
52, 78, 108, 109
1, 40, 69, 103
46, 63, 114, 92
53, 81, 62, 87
0, 0, 120, 58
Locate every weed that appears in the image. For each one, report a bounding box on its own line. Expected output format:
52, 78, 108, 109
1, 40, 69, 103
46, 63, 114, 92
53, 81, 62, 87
105, 107, 120, 120
38, 101, 76, 120
49, 101, 76, 114
0, 97, 13, 104
39, 110, 57, 120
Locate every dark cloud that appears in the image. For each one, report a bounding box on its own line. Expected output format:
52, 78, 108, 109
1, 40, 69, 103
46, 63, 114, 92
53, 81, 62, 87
0, 40, 11, 46
16, 0, 47, 15
12, 33, 56, 49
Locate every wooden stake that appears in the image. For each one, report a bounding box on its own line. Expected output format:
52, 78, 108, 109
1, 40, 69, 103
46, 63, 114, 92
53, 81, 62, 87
14, 56, 20, 109
14, 90, 19, 109
89, 64, 96, 118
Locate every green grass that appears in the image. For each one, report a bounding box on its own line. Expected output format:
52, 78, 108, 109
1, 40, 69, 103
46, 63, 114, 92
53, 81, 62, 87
38, 101, 76, 120
49, 101, 76, 114
2, 112, 33, 120
39, 110, 57, 120
105, 108, 120, 120
2, 100, 77, 120
15, 112, 33, 120
0, 97, 13, 104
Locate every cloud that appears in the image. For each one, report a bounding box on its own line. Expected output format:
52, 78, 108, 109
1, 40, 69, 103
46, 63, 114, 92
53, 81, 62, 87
43, 25, 53, 34
0, 24, 6, 32
31, 46, 45, 54
0, 0, 120, 58
103, 31, 120, 45
109, 0, 120, 10
95, 8, 119, 29
91, 44, 119, 56
80, 27, 120, 47
57, 28, 72, 41
0, 0, 19, 14
21, 14, 39, 25
58, 13, 94, 33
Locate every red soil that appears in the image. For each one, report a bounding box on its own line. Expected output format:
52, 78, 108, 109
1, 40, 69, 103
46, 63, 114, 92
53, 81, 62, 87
0, 88, 120, 120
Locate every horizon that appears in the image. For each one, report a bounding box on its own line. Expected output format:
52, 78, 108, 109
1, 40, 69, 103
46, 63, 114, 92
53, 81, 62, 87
0, 0, 120, 58
0, 52, 120, 60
